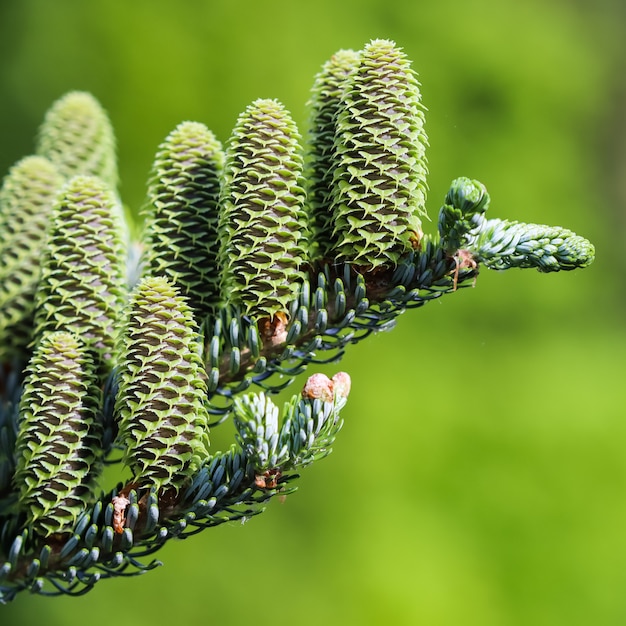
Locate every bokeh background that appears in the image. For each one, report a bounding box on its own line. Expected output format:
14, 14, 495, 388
1, 0, 624, 624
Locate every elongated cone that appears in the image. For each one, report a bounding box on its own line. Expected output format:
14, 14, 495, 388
143, 121, 224, 318
36, 91, 118, 190
33, 175, 126, 374
306, 49, 360, 260
0, 156, 63, 361
330, 39, 428, 268
219, 98, 309, 319
115, 276, 210, 492
13, 331, 102, 537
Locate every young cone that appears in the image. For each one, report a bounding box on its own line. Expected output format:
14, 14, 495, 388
306, 49, 360, 260
219, 98, 309, 319
143, 121, 224, 319
33, 175, 126, 374
0, 156, 63, 361
13, 331, 102, 537
330, 39, 428, 268
115, 276, 210, 492
35, 91, 118, 190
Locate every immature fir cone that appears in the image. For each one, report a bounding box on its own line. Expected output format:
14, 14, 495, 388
13, 331, 102, 537
329, 39, 428, 268
306, 49, 360, 260
0, 156, 63, 361
219, 98, 309, 319
143, 121, 224, 318
33, 175, 126, 373
115, 276, 210, 492
36, 91, 118, 190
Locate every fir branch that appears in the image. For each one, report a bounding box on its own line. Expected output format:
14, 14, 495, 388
0, 38, 596, 602
472, 218, 596, 271
203, 175, 594, 406
204, 244, 475, 408
0, 373, 351, 600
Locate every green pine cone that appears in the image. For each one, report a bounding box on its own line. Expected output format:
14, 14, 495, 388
306, 49, 361, 260
329, 38, 429, 268
0, 156, 64, 361
13, 331, 102, 537
143, 121, 224, 319
219, 98, 309, 319
33, 175, 126, 372
35, 91, 118, 190
473, 219, 596, 272
115, 276, 210, 492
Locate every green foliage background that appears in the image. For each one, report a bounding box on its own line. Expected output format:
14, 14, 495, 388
1, 0, 624, 623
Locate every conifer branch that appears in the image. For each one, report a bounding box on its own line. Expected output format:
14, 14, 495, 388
0, 38, 594, 602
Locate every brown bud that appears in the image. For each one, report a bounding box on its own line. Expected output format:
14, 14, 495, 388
302, 373, 334, 402
331, 372, 351, 398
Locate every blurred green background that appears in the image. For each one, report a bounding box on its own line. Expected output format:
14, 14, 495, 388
1, 0, 625, 624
